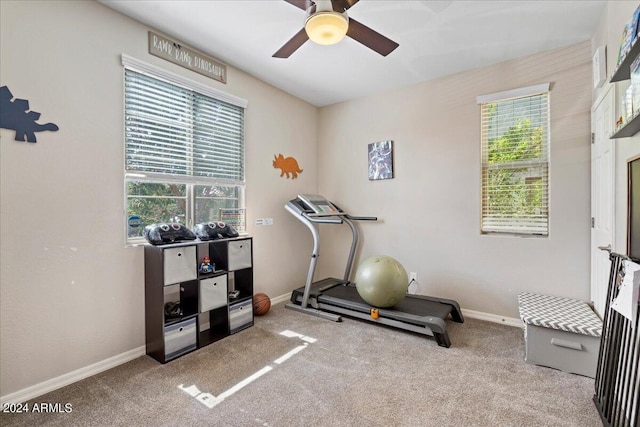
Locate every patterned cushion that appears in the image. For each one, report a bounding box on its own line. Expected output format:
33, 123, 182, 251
518, 292, 602, 337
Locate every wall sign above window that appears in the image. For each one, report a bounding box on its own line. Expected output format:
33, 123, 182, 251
148, 31, 227, 84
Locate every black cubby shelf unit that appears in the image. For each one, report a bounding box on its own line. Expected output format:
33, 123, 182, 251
144, 237, 254, 363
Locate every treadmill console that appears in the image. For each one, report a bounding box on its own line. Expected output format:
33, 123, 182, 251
298, 194, 343, 216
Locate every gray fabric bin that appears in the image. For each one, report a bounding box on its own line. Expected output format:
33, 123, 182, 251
518, 292, 602, 378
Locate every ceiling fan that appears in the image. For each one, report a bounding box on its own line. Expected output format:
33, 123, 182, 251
273, 0, 399, 58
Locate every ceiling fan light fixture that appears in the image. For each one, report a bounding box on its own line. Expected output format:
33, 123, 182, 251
305, 11, 348, 46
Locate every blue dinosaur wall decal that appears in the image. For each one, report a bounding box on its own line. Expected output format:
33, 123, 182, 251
0, 85, 59, 143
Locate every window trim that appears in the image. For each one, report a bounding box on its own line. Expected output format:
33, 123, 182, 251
476, 83, 549, 105
477, 83, 551, 237
122, 55, 247, 245
121, 54, 247, 108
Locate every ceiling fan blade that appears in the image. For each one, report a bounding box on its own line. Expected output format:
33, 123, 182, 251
284, 0, 313, 10
332, 0, 359, 12
273, 28, 309, 58
346, 18, 399, 56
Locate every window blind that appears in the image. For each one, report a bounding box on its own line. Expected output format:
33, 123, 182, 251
480, 90, 550, 235
124, 68, 245, 184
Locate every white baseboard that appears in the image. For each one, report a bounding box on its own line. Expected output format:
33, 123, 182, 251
275, 291, 522, 328
0, 346, 146, 406
462, 308, 522, 328
271, 292, 292, 305
0, 295, 521, 406
1, 293, 295, 404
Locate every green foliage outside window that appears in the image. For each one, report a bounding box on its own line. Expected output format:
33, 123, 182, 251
127, 182, 243, 238
127, 182, 186, 237
481, 91, 549, 235
486, 118, 545, 218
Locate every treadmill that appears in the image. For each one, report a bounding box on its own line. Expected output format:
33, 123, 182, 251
285, 194, 464, 347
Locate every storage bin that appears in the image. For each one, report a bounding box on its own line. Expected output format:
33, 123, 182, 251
518, 292, 602, 378
199, 274, 228, 312
227, 239, 252, 271
164, 317, 197, 360
163, 246, 197, 285
229, 299, 253, 334
524, 324, 601, 377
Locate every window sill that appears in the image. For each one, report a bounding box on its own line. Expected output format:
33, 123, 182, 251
481, 232, 548, 238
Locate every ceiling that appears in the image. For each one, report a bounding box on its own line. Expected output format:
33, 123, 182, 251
100, 0, 606, 107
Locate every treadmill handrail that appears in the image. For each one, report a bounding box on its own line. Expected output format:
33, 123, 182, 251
345, 215, 377, 221
307, 212, 376, 222
306, 211, 346, 218
304, 214, 343, 224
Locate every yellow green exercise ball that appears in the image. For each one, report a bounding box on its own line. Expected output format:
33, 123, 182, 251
355, 255, 409, 308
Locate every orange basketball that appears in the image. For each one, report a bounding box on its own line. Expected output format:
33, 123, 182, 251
253, 293, 271, 316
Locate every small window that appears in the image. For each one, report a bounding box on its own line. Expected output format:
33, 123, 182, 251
477, 84, 550, 236
122, 56, 247, 244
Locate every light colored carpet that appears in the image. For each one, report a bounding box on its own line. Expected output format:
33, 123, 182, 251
0, 302, 601, 426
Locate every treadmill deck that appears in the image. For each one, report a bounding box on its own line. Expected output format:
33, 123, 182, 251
291, 278, 461, 327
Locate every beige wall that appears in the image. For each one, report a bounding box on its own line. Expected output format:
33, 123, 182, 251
0, 0, 318, 397
3, 0, 633, 403
317, 42, 594, 320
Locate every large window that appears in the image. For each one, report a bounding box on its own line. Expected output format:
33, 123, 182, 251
122, 55, 247, 243
477, 84, 550, 236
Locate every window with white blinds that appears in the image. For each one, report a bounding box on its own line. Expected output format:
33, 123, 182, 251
124, 68, 244, 182
122, 56, 246, 243
478, 84, 550, 236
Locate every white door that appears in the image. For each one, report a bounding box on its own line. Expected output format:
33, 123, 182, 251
591, 86, 615, 317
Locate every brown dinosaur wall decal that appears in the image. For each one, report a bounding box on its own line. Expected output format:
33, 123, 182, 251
273, 154, 303, 179
0, 86, 59, 143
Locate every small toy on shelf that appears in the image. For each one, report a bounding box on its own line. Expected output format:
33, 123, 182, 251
164, 301, 182, 319
199, 256, 214, 274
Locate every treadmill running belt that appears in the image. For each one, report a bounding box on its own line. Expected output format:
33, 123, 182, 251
318, 284, 453, 323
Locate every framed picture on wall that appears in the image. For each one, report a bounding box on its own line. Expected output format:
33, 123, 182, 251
628, 154, 640, 261
368, 140, 394, 180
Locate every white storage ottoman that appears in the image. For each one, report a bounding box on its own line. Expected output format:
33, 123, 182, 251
518, 292, 602, 378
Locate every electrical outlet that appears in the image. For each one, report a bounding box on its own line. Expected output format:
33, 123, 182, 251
409, 272, 417, 282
